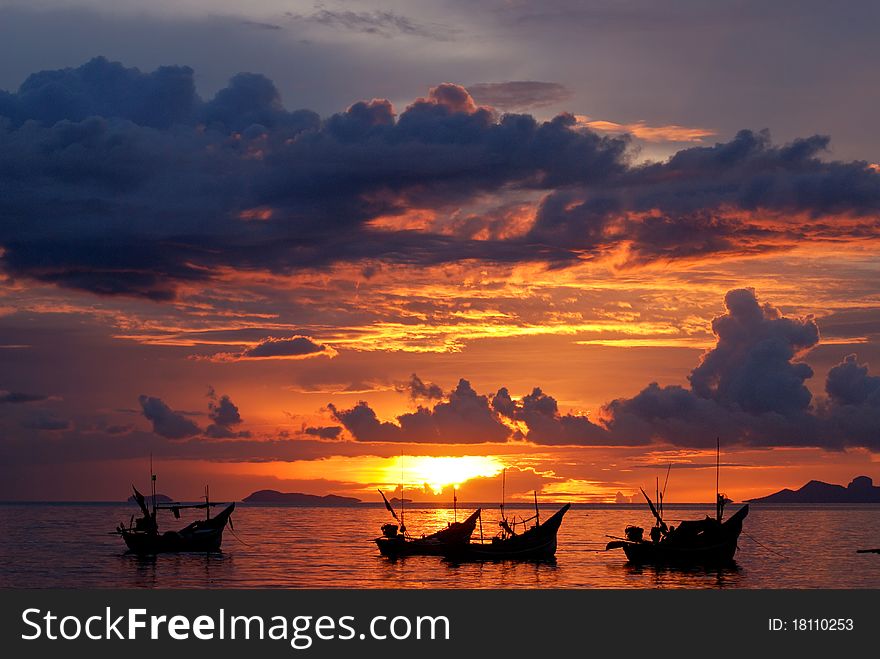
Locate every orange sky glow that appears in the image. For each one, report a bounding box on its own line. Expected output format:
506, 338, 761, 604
2, 62, 879, 505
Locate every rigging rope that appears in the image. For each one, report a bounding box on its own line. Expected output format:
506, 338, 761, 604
228, 522, 253, 547
742, 531, 786, 558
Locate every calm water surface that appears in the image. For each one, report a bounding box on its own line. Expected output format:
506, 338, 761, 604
1, 503, 879, 588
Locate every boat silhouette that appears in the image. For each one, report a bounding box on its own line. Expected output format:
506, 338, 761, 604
447, 502, 571, 561
114, 461, 235, 555
374, 487, 480, 557
445, 472, 570, 561
606, 439, 748, 565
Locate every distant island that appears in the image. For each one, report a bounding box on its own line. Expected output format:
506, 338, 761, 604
242, 490, 362, 506
389, 497, 412, 504
748, 476, 880, 503
127, 493, 173, 503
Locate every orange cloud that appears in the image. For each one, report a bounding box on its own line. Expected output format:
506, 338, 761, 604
575, 115, 716, 142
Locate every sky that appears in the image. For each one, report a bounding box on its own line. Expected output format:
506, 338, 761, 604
1, 0, 879, 503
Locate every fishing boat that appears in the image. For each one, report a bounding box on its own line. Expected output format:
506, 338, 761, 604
606, 440, 749, 565
446, 470, 570, 561
375, 488, 481, 558
449, 501, 571, 561
114, 462, 235, 555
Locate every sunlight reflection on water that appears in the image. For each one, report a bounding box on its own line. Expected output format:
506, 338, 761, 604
2, 503, 879, 588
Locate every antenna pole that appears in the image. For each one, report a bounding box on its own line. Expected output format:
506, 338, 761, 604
150, 453, 156, 518
399, 455, 405, 534
501, 468, 506, 522
716, 437, 721, 522
661, 463, 671, 518
655, 476, 659, 525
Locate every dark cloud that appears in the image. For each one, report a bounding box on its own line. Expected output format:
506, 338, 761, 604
105, 424, 134, 435
303, 425, 343, 440
688, 288, 819, 415
527, 129, 880, 261
330, 378, 511, 443
206, 336, 337, 362
398, 373, 444, 400
826, 354, 880, 406
0, 390, 48, 404
22, 410, 70, 431
1, 59, 879, 302
328, 290, 880, 450
467, 81, 572, 110
138, 395, 201, 439
288, 9, 453, 40
493, 386, 609, 445
0, 59, 627, 299
822, 355, 880, 446
601, 290, 880, 450
206, 391, 249, 439
325, 401, 403, 442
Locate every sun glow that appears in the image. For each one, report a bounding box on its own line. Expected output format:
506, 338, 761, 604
387, 456, 505, 495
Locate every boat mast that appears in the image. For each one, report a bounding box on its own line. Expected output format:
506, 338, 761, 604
655, 476, 659, 527
715, 437, 722, 522
660, 463, 671, 520
205, 484, 210, 521
500, 468, 506, 522
149, 453, 157, 518
399, 454, 405, 533
453, 486, 457, 523
533, 490, 540, 527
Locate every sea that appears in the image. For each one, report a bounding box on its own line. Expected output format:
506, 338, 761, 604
2, 502, 879, 589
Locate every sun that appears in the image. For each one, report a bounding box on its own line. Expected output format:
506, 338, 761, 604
384, 456, 505, 495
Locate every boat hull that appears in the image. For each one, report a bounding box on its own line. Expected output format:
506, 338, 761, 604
618, 504, 749, 566
375, 509, 480, 558
449, 503, 570, 561
376, 536, 450, 557
119, 503, 234, 555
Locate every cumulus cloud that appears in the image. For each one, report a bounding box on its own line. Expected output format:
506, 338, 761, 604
688, 288, 819, 415
206, 390, 249, 438
822, 354, 880, 446
205, 336, 337, 362
600, 289, 880, 450
328, 289, 880, 450
140, 390, 251, 439
1, 59, 879, 303
330, 378, 510, 443
138, 395, 201, 439
467, 81, 572, 111
493, 386, 609, 445
398, 373, 443, 400
825, 354, 880, 406
527, 129, 880, 262
303, 425, 343, 440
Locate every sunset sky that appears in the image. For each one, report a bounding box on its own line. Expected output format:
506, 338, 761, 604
1, 0, 879, 503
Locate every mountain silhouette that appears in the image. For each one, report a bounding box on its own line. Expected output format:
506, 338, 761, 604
241, 490, 361, 506
748, 476, 880, 503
